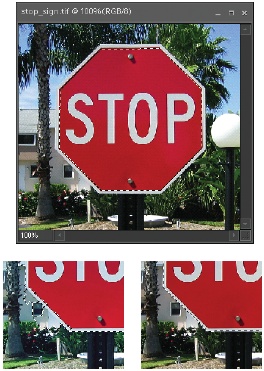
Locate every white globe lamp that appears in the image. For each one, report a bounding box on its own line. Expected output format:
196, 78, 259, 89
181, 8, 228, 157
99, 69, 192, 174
211, 113, 240, 148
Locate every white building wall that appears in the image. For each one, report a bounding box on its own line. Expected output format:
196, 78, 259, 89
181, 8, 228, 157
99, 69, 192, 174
18, 109, 91, 192
141, 262, 198, 329
3, 263, 61, 330
50, 130, 91, 191
19, 161, 38, 192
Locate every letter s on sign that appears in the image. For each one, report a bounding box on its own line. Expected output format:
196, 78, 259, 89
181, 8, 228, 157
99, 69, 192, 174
66, 93, 94, 144
35, 261, 64, 282
173, 261, 202, 282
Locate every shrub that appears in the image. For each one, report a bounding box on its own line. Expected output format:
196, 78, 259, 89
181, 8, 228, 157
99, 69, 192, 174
253, 332, 262, 352
52, 325, 88, 358
114, 332, 124, 352
21, 327, 56, 354
18, 184, 89, 217
88, 187, 118, 220
141, 321, 195, 354
4, 322, 124, 356
195, 324, 225, 357
3, 325, 8, 353
145, 183, 187, 219
34, 183, 69, 197
52, 326, 124, 357
18, 191, 38, 216
35, 184, 88, 217
3, 321, 56, 354
52, 189, 88, 217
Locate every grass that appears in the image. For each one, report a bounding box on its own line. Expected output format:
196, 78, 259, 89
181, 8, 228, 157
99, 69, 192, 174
18, 216, 89, 230
141, 354, 195, 369
18, 216, 240, 231
188, 220, 240, 230
3, 354, 62, 369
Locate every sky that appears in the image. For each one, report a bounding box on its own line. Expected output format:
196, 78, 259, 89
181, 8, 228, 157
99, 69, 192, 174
18, 23, 240, 116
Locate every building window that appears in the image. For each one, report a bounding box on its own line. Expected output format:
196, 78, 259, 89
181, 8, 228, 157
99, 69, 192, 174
18, 134, 36, 146
32, 302, 43, 316
170, 302, 181, 316
63, 164, 73, 178
30, 165, 38, 178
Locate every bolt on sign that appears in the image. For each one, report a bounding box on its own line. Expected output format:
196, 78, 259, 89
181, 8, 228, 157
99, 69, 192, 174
164, 261, 262, 331
57, 44, 206, 193
27, 261, 124, 331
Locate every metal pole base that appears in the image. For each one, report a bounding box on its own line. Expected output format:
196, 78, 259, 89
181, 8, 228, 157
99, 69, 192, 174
225, 332, 252, 369
239, 332, 252, 369
225, 148, 235, 230
87, 332, 115, 369
118, 194, 144, 230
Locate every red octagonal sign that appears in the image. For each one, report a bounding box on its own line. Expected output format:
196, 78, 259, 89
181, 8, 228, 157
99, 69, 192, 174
164, 261, 262, 331
27, 261, 124, 331
57, 44, 205, 193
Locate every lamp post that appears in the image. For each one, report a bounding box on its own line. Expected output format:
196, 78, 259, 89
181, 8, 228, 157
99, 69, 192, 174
211, 113, 240, 230
212, 113, 252, 369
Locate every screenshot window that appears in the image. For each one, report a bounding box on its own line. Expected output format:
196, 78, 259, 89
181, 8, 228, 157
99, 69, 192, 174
17, 2, 254, 244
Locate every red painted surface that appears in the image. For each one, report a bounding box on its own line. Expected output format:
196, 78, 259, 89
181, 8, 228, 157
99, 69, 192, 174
27, 261, 124, 331
164, 261, 262, 331
58, 45, 205, 193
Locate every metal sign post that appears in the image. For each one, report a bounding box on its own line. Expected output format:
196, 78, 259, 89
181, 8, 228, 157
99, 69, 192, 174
226, 332, 252, 369
118, 195, 144, 230
87, 332, 115, 369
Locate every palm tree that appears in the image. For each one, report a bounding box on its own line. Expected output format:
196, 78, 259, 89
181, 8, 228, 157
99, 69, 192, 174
5, 262, 25, 357
143, 261, 163, 357
47, 23, 149, 71
147, 24, 236, 110
18, 24, 149, 219
33, 24, 55, 219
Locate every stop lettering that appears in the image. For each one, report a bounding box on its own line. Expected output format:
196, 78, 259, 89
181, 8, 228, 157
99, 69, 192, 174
58, 45, 205, 193
66, 93, 195, 145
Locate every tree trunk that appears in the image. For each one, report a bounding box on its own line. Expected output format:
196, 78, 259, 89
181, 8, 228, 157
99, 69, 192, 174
34, 23, 55, 219
143, 261, 163, 357
5, 262, 25, 357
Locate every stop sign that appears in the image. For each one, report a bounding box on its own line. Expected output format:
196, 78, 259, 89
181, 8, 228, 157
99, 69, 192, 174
57, 44, 205, 193
164, 261, 262, 331
26, 261, 124, 331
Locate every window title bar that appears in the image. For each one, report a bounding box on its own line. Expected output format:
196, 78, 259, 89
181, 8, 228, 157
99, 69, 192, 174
17, 2, 253, 23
